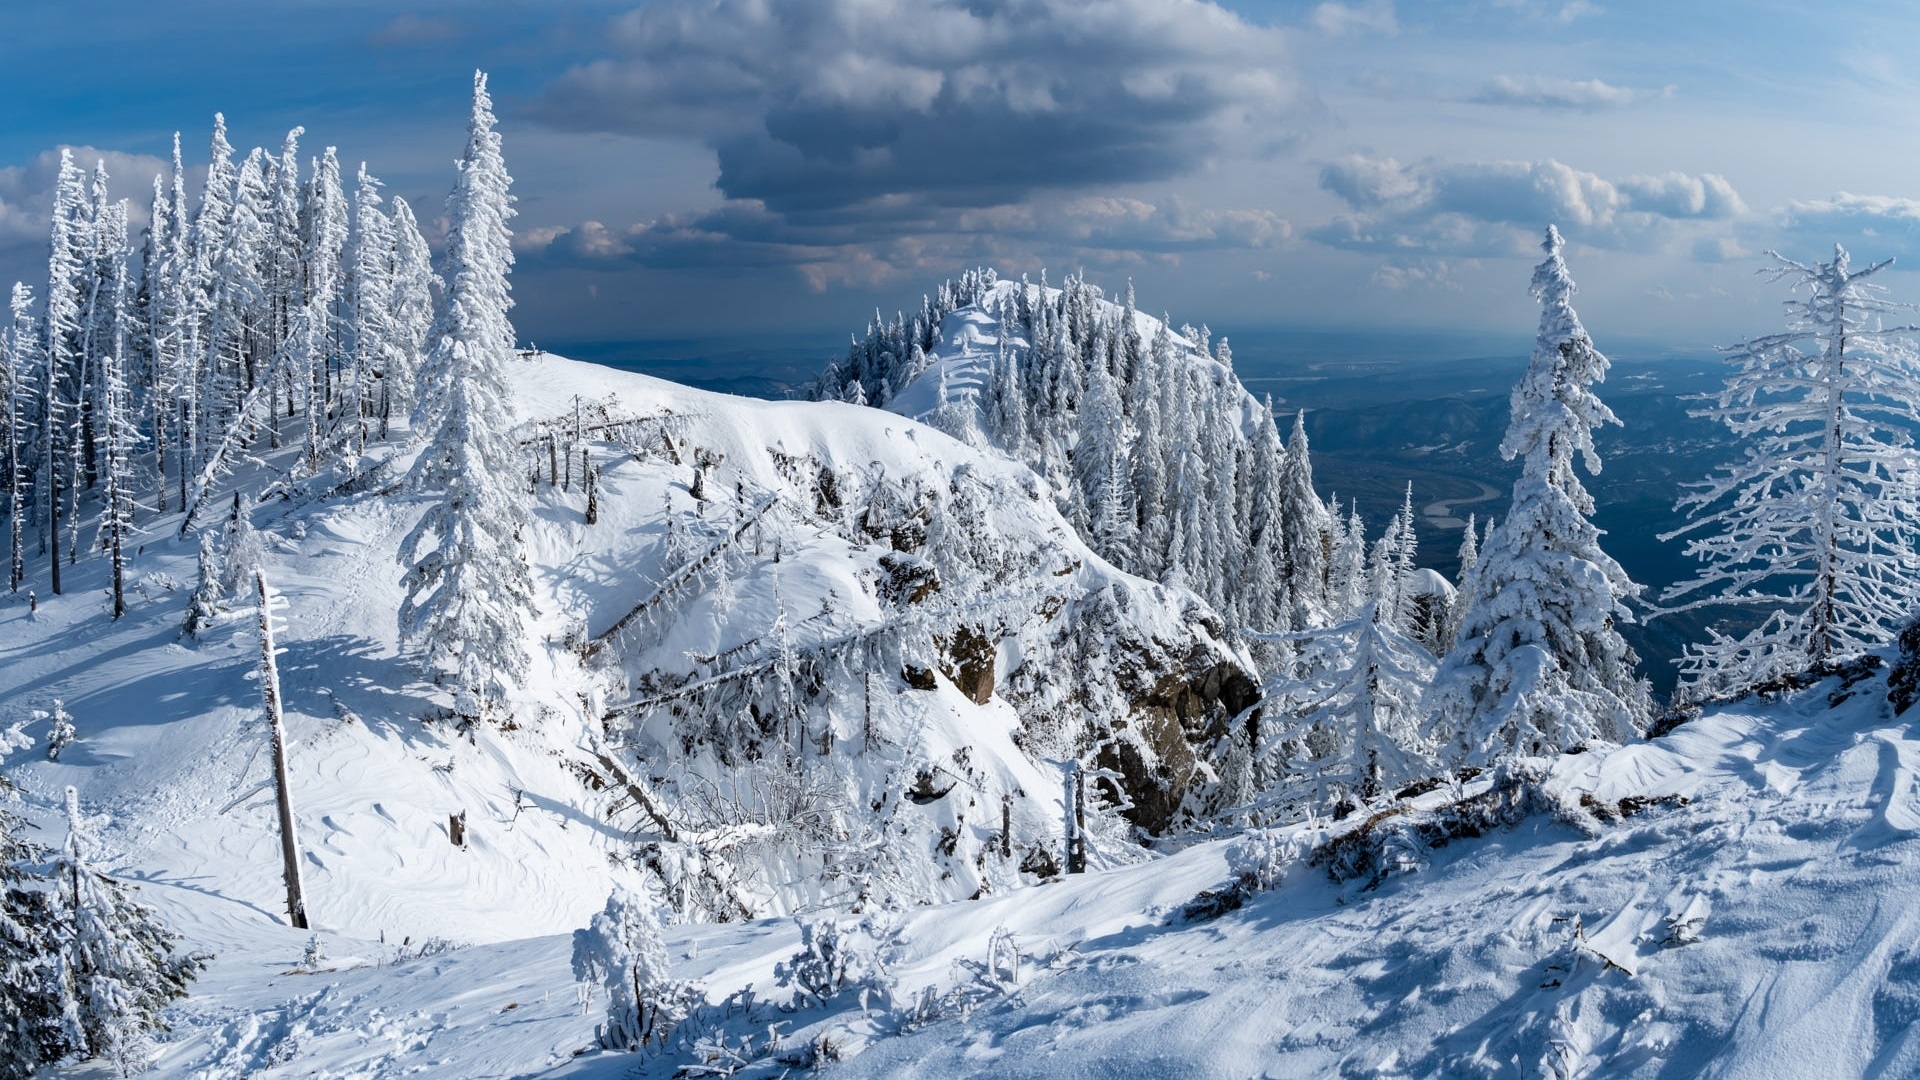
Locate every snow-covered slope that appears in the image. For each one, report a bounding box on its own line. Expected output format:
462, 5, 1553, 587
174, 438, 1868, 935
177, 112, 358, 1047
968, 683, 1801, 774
67, 645, 1920, 1077
0, 352, 1255, 1048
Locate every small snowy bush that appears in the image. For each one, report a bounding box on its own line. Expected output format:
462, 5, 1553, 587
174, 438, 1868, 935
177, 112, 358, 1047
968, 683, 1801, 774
1227, 828, 1303, 893
572, 885, 700, 1051
773, 911, 902, 1013
35, 699, 74, 761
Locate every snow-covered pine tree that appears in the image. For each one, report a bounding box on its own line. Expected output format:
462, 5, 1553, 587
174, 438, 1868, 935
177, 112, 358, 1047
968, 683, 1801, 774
182, 532, 221, 638
41, 698, 75, 761
155, 134, 195, 510
265, 127, 305, 449
383, 196, 435, 437
399, 70, 535, 720
1277, 410, 1330, 627
1660, 245, 1920, 692
0, 729, 77, 1077
42, 150, 89, 596
300, 148, 348, 472
1439, 513, 1480, 653
4, 283, 34, 594
1242, 397, 1288, 643
200, 149, 269, 450
572, 885, 698, 1051
53, 786, 204, 1071
98, 227, 139, 620
348, 164, 396, 457
1429, 227, 1648, 765
1270, 599, 1438, 808
184, 116, 238, 470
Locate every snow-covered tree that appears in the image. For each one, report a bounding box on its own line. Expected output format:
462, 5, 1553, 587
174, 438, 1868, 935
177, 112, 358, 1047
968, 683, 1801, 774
347, 164, 396, 457
571, 885, 698, 1051
0, 730, 77, 1077
383, 197, 435, 437
4, 284, 34, 594
98, 225, 139, 620
1660, 245, 1920, 691
1269, 599, 1438, 807
1429, 227, 1649, 765
399, 70, 535, 719
299, 148, 348, 472
39, 699, 75, 761
181, 532, 222, 638
42, 150, 89, 596
53, 786, 204, 1072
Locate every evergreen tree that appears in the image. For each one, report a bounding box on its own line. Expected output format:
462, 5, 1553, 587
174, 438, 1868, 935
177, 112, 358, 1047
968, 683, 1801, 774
53, 787, 204, 1071
1661, 245, 1920, 691
571, 885, 698, 1051
4, 284, 34, 594
42, 150, 89, 595
0, 735, 77, 1077
348, 164, 396, 457
1270, 600, 1438, 808
98, 230, 139, 620
384, 196, 436, 437
1429, 227, 1648, 764
300, 148, 348, 472
1277, 410, 1330, 627
399, 70, 536, 720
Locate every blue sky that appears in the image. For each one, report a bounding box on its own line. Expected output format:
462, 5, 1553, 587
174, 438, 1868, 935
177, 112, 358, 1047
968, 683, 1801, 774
6, 0, 1920, 351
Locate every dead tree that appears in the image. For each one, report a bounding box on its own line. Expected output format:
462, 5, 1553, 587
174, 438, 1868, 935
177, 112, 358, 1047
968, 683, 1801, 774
256, 570, 310, 929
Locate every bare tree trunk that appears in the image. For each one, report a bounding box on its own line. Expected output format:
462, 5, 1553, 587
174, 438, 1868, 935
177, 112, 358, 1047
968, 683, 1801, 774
257, 570, 310, 929
1065, 762, 1087, 874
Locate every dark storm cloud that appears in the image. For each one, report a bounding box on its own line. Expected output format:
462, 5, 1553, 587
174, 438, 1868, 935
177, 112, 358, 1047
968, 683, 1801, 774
528, 0, 1307, 212
517, 194, 1289, 289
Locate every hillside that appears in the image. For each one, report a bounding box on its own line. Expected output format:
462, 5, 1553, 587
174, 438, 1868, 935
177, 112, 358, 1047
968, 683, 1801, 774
0, 352, 1254, 947
23, 619, 1914, 1076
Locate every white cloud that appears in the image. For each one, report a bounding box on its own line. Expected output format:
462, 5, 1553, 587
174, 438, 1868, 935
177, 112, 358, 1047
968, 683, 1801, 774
0, 147, 169, 247
1309, 1, 1397, 36
1778, 193, 1920, 262
1469, 75, 1668, 110
1310, 154, 1745, 256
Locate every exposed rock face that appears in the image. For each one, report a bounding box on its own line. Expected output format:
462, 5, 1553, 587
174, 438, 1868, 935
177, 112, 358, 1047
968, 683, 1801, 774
1000, 584, 1260, 836
940, 625, 998, 705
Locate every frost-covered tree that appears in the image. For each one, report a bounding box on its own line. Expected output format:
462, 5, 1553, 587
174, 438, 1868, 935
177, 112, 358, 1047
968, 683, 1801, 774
1270, 599, 1438, 806
52, 787, 204, 1072
383, 197, 435, 436
1660, 245, 1920, 691
1278, 411, 1330, 626
348, 164, 395, 457
39, 699, 75, 762
1429, 227, 1648, 764
571, 885, 698, 1051
4, 284, 34, 594
299, 148, 348, 472
0, 730, 77, 1077
98, 229, 139, 620
399, 71, 535, 719
42, 150, 89, 596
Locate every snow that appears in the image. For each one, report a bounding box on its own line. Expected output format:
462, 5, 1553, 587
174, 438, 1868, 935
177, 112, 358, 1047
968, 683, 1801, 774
8, 353, 1920, 1076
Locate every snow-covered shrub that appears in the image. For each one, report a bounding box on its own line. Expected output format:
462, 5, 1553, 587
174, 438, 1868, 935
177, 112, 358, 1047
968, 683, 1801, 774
1227, 828, 1304, 893
571, 885, 700, 1051
35, 699, 74, 762
181, 533, 223, 638
773, 912, 902, 1013
1311, 760, 1561, 888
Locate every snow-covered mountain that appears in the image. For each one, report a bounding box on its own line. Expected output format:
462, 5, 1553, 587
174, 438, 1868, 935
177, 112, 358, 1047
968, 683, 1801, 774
814, 271, 1328, 642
